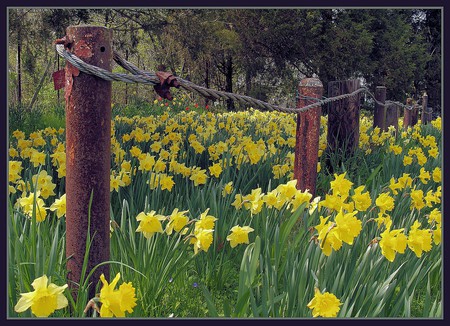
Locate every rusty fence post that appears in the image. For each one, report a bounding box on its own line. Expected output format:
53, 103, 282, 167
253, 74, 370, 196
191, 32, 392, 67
325, 79, 361, 173
373, 86, 386, 130
65, 25, 112, 301
293, 78, 323, 197
421, 92, 430, 125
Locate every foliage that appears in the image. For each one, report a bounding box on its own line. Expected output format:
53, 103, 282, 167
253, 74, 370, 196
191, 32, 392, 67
7, 8, 441, 114
8, 104, 442, 318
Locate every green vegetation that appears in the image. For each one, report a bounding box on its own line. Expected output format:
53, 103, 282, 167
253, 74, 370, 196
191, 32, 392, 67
8, 104, 442, 318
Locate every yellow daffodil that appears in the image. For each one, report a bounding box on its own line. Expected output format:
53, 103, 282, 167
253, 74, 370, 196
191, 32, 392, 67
192, 228, 214, 255
208, 163, 223, 178
159, 174, 175, 191
227, 225, 254, 248
410, 189, 425, 210
375, 193, 395, 214
221, 181, 233, 197
307, 287, 342, 318
351, 186, 372, 211
407, 220, 432, 258
110, 175, 125, 192
290, 189, 312, 212
99, 273, 137, 318
379, 221, 407, 262
334, 209, 362, 245
136, 211, 165, 239
315, 216, 342, 256
14, 275, 68, 317
166, 208, 189, 235
49, 194, 66, 218
195, 208, 217, 231
432, 167, 441, 183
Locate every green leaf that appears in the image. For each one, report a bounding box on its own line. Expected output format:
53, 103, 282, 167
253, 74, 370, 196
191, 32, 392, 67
201, 284, 219, 317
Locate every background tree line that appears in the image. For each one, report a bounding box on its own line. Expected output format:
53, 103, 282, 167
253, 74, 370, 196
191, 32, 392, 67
8, 8, 441, 112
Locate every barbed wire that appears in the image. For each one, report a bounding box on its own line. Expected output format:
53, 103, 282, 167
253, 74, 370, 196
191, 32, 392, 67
56, 44, 422, 114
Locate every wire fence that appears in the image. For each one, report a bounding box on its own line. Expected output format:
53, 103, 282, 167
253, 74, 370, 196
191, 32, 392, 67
57, 44, 423, 115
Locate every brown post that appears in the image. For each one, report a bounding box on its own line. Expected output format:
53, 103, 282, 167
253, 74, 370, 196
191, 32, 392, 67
385, 103, 399, 135
421, 92, 430, 125
293, 78, 323, 197
326, 79, 361, 167
65, 25, 112, 301
411, 104, 419, 127
403, 98, 413, 130
373, 86, 386, 130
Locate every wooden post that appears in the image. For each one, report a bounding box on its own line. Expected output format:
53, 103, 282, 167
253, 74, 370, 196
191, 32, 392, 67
326, 79, 361, 171
411, 104, 419, 127
403, 98, 413, 130
385, 103, 399, 135
65, 25, 112, 301
421, 92, 430, 125
293, 78, 323, 197
373, 86, 386, 130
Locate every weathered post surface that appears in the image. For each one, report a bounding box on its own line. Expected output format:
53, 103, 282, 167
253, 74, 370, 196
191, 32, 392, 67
385, 103, 399, 134
403, 98, 413, 130
373, 86, 386, 130
411, 104, 419, 127
326, 79, 361, 171
293, 78, 323, 197
65, 25, 112, 300
421, 92, 431, 125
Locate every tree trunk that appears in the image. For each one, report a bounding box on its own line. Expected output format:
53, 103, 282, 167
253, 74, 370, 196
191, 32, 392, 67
245, 68, 252, 95
204, 59, 210, 107
17, 27, 22, 106
28, 59, 52, 110
125, 49, 128, 105
225, 54, 235, 111
57, 49, 60, 105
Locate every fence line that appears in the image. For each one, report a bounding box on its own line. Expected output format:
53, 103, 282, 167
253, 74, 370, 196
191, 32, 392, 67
56, 44, 418, 115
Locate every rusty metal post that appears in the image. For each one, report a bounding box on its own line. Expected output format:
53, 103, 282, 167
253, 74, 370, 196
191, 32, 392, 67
293, 78, 323, 197
421, 92, 430, 125
373, 86, 386, 130
65, 25, 112, 300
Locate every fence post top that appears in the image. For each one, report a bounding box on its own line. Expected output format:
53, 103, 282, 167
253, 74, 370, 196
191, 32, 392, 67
299, 78, 323, 88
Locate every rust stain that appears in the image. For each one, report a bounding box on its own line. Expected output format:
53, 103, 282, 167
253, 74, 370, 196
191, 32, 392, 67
67, 142, 75, 162
65, 25, 112, 302
154, 71, 180, 100
74, 39, 93, 59
54, 36, 67, 45
64, 62, 80, 103
294, 78, 323, 197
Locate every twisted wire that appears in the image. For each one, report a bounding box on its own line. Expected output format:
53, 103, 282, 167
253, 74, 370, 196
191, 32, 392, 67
56, 44, 422, 114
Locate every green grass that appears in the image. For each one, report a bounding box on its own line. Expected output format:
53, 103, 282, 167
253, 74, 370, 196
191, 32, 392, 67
8, 103, 442, 318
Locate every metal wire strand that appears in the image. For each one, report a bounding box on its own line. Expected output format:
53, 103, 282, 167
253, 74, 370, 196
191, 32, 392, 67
56, 44, 420, 114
